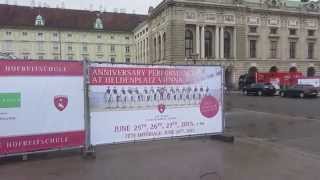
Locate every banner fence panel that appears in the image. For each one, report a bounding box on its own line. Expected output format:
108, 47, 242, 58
88, 63, 224, 145
0, 60, 85, 157
0, 60, 225, 157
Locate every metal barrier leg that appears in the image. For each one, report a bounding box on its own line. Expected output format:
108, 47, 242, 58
210, 134, 235, 143
22, 154, 28, 161
82, 145, 96, 159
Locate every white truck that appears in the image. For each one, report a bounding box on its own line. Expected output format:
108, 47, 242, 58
298, 78, 320, 90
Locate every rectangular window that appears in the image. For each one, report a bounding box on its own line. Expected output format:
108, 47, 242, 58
83, 44, 88, 52
289, 29, 297, 36
125, 46, 130, 53
289, 41, 296, 59
68, 45, 73, 51
82, 55, 89, 61
111, 45, 115, 53
270, 28, 278, 35
125, 36, 130, 40
54, 55, 59, 60
125, 58, 130, 63
53, 33, 58, 37
97, 44, 103, 52
97, 55, 104, 59
22, 32, 28, 36
38, 42, 44, 51
53, 43, 59, 51
249, 40, 257, 58
4, 40, 12, 51
111, 57, 115, 63
67, 33, 72, 37
308, 42, 314, 59
111, 36, 114, 40
249, 26, 257, 33
37, 32, 44, 41
6, 32, 12, 36
97, 35, 102, 39
38, 56, 44, 60
270, 41, 277, 58
68, 55, 73, 60
308, 30, 315, 36
23, 55, 29, 60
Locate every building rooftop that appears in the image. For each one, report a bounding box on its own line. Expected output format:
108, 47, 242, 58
0, 4, 147, 32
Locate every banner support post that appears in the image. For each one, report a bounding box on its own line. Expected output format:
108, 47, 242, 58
210, 65, 234, 143
83, 60, 95, 157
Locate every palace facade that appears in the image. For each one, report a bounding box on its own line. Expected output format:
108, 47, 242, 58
1, 0, 320, 87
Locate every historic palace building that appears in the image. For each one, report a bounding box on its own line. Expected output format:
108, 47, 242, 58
0, 4, 146, 63
1, 0, 320, 87
135, 0, 320, 87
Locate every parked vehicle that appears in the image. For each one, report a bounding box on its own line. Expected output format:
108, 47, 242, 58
0, 52, 17, 59
243, 83, 276, 96
298, 78, 320, 91
239, 74, 256, 90
280, 85, 318, 98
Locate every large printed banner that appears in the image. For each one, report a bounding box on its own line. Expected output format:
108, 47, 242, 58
0, 60, 85, 155
89, 64, 223, 145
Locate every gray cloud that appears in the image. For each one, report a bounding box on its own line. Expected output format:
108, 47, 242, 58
1, 0, 163, 14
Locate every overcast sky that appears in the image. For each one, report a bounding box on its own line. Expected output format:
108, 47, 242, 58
0, 0, 313, 14
0, 0, 163, 14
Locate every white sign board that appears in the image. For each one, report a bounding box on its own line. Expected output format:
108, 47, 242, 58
0, 60, 85, 155
89, 64, 224, 145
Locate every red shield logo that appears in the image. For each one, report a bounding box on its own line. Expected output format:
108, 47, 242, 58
158, 104, 166, 114
54, 96, 68, 111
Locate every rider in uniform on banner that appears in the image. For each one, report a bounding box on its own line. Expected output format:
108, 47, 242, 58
120, 88, 127, 108
104, 86, 112, 109
128, 88, 135, 108
143, 87, 150, 108
135, 87, 142, 108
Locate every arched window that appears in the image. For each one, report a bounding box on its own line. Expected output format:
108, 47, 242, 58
307, 67, 316, 77
248, 66, 258, 83
269, 66, 278, 73
289, 67, 298, 73
225, 66, 233, 88
163, 33, 166, 59
224, 31, 231, 59
205, 31, 212, 58
185, 30, 193, 58
158, 35, 161, 61
154, 38, 157, 61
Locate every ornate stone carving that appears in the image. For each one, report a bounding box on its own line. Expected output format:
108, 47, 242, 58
233, 0, 243, 4
265, 0, 282, 8
303, 1, 320, 12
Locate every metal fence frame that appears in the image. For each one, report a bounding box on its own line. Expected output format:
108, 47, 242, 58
86, 61, 225, 148
0, 59, 86, 159
0, 60, 225, 158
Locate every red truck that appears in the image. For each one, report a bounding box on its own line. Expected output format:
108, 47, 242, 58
256, 72, 303, 90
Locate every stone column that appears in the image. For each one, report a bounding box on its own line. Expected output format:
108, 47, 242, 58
220, 26, 224, 59
215, 26, 220, 59
233, 27, 237, 59
145, 38, 148, 63
155, 36, 157, 61
201, 25, 205, 59
196, 24, 200, 57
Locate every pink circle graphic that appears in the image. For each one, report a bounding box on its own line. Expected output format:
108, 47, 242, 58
200, 96, 220, 118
